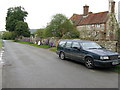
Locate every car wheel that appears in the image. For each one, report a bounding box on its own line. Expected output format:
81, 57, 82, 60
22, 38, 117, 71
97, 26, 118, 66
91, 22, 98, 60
85, 57, 94, 69
59, 52, 65, 60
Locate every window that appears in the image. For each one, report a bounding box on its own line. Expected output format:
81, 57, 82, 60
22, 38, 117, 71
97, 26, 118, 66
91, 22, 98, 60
65, 42, 72, 48
96, 24, 101, 28
72, 42, 80, 48
59, 41, 66, 47
80, 42, 102, 50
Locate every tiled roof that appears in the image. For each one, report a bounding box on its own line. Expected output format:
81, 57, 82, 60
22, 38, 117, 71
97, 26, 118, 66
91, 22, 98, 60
70, 11, 109, 26
70, 14, 84, 26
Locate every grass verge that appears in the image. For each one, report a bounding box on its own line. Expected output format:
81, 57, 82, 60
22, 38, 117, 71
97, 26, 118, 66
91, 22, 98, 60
49, 47, 57, 52
113, 65, 120, 73
14, 40, 51, 49
0, 40, 2, 48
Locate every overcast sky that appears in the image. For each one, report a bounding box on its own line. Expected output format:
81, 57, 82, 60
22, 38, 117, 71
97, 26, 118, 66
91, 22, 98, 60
0, 0, 119, 31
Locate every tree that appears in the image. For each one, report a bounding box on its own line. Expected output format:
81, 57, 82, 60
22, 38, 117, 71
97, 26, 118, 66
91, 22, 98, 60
6, 6, 28, 32
15, 21, 30, 37
5, 6, 30, 39
45, 14, 79, 38
34, 29, 45, 38
2, 31, 16, 40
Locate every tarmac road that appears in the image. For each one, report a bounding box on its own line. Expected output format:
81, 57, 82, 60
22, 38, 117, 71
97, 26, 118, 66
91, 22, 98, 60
2, 40, 118, 88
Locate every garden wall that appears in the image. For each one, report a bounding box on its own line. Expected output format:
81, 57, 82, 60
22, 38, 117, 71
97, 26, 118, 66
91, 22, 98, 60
21, 37, 119, 52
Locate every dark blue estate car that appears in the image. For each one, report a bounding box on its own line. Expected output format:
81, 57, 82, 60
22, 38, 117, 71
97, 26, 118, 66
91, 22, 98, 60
56, 40, 120, 69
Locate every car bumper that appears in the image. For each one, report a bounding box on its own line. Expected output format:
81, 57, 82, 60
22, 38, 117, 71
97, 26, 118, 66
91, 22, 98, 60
94, 59, 120, 67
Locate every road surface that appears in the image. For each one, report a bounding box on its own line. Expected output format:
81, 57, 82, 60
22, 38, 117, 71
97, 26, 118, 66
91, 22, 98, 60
2, 40, 118, 88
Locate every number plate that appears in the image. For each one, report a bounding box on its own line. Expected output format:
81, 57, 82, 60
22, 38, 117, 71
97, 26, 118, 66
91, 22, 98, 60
112, 61, 119, 65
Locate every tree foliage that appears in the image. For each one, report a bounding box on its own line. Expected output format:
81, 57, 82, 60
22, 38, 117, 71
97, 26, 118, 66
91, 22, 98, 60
5, 6, 30, 39
45, 14, 79, 38
15, 21, 30, 37
2, 31, 16, 40
34, 29, 45, 38
6, 6, 28, 32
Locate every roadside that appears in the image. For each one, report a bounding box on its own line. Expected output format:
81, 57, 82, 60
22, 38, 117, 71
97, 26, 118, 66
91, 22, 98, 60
14, 40, 120, 73
0, 40, 2, 48
14, 40, 58, 52
14, 40, 51, 49
0, 39, 3, 90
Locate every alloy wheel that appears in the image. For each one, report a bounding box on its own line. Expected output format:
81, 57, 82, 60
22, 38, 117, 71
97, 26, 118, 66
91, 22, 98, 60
85, 57, 94, 69
60, 52, 65, 60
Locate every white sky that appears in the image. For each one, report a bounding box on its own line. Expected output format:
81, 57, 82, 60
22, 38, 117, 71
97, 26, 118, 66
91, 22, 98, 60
0, 0, 119, 31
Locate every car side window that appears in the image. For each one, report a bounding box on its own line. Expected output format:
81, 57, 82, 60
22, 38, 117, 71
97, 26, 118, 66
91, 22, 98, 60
72, 42, 80, 48
65, 42, 72, 48
59, 41, 66, 47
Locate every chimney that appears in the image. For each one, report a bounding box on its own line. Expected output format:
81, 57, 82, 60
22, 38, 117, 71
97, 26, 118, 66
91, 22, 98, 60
109, 0, 115, 13
83, 5, 89, 15
111, 1, 115, 13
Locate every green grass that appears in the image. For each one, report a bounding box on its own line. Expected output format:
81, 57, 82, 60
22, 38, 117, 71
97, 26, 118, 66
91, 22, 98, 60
0, 40, 2, 48
14, 40, 51, 49
113, 65, 120, 73
31, 44, 51, 48
15, 40, 31, 44
49, 47, 57, 52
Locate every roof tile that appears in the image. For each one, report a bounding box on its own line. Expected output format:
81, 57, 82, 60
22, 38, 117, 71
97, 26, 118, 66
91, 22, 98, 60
70, 11, 109, 26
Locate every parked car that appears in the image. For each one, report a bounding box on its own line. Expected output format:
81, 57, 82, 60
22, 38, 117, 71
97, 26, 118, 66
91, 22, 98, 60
56, 39, 120, 69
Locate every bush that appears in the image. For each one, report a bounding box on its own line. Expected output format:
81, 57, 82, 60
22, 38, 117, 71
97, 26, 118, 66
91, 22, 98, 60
69, 30, 80, 38
2, 31, 16, 40
62, 30, 80, 39
14, 40, 19, 42
62, 33, 71, 39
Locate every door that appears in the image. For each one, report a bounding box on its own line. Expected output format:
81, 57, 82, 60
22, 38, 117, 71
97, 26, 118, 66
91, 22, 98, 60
64, 41, 72, 58
71, 42, 83, 61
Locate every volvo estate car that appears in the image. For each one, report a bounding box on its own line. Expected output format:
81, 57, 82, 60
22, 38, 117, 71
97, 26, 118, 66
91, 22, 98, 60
56, 40, 120, 69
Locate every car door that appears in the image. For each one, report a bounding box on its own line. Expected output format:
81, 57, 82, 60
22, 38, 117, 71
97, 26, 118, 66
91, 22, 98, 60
64, 41, 72, 58
71, 42, 83, 61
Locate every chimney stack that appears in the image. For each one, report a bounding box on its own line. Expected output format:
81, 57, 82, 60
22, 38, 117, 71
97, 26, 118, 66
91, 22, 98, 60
83, 5, 89, 15
109, 0, 115, 13
111, 1, 115, 13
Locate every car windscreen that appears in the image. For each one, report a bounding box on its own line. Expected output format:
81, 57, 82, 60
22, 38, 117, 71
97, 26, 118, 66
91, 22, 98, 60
80, 42, 102, 50
58, 41, 66, 47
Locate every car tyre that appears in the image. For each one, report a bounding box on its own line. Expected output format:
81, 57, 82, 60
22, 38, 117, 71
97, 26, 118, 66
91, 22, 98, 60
59, 52, 65, 60
85, 57, 94, 69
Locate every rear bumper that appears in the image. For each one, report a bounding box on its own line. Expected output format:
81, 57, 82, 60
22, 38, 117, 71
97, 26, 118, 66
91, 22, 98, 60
94, 59, 120, 67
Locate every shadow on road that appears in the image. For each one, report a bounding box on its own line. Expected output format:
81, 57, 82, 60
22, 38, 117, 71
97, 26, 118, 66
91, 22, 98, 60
58, 58, 119, 73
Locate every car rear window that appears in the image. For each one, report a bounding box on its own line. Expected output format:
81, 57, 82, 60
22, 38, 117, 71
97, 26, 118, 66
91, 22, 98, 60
58, 41, 66, 47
